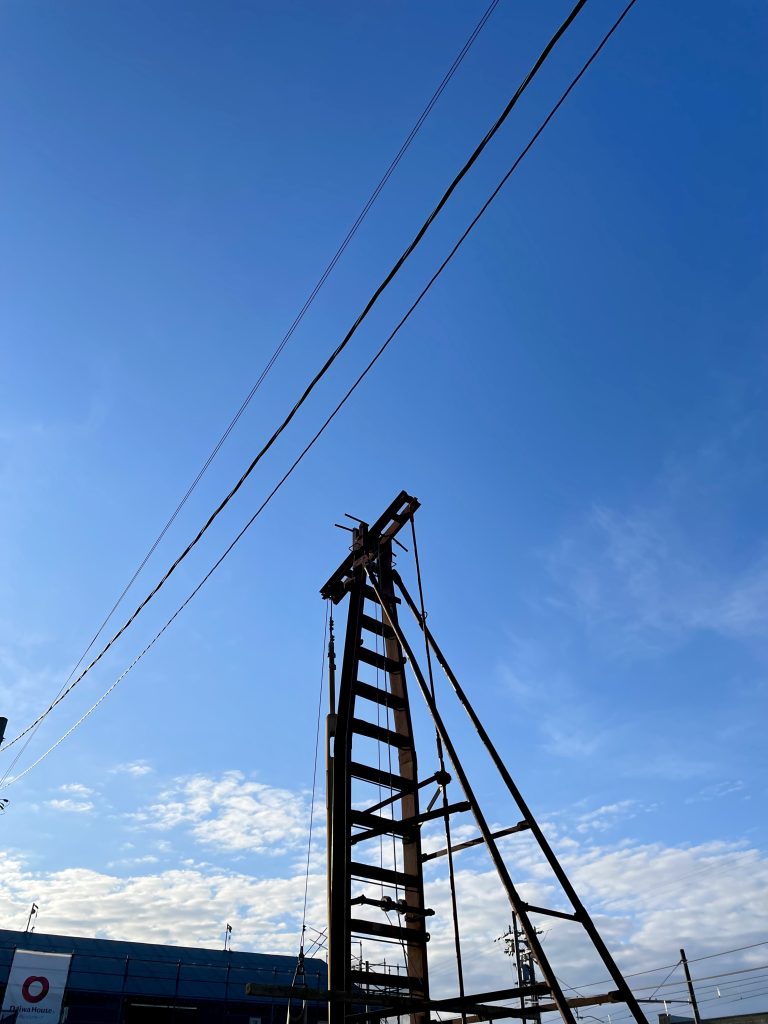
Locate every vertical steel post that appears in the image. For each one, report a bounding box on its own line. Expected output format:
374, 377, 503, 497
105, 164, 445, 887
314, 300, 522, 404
680, 949, 702, 1024
327, 559, 365, 1023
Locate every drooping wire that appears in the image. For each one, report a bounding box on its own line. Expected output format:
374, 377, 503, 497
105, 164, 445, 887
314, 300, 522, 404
690, 942, 768, 963
0, 0, 589, 764
556, 942, 768, 998
300, 600, 330, 946
1, 0, 638, 786
410, 515, 467, 1020
635, 965, 768, 992
0, 1, 503, 791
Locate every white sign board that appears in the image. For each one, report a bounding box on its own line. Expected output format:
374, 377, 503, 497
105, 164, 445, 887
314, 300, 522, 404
1, 950, 72, 1023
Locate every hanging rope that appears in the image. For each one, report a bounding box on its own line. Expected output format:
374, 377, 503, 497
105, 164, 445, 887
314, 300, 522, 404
410, 516, 467, 1020
288, 601, 330, 1024
299, 600, 330, 950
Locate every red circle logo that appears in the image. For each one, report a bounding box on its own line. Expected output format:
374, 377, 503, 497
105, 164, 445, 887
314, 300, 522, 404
22, 976, 50, 1003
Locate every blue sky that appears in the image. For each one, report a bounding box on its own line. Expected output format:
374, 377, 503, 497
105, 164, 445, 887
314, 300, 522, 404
0, 0, 766, 1014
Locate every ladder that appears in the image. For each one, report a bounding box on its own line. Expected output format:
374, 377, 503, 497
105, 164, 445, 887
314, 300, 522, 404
323, 494, 431, 1024
320, 491, 648, 1024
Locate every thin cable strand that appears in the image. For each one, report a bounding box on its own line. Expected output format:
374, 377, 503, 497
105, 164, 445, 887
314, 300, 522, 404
23, 0, 501, 708
0, 0, 587, 762
300, 600, 329, 940
410, 515, 467, 1016
2, 0, 638, 786
647, 960, 682, 1001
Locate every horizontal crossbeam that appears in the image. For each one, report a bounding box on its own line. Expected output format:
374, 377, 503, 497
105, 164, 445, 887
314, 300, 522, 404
344, 984, 551, 1023
524, 902, 580, 922
422, 821, 530, 862
350, 917, 427, 942
320, 491, 420, 602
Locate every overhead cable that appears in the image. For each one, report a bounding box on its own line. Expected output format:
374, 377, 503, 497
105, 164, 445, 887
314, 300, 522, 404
0, 0, 501, 787
2, 0, 640, 783
634, 965, 768, 992
0, 0, 590, 759
563, 942, 768, 997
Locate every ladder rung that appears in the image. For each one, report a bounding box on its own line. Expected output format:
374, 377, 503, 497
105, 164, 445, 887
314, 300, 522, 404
350, 761, 412, 791
350, 918, 427, 943
360, 614, 395, 638
352, 717, 409, 748
410, 801, 471, 828
350, 810, 415, 843
358, 647, 402, 674
363, 585, 400, 605
354, 681, 406, 711
350, 861, 419, 887
350, 970, 424, 991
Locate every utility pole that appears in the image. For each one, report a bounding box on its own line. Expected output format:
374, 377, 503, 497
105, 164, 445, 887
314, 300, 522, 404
514, 915, 541, 1024
680, 949, 702, 1024
511, 916, 525, 1017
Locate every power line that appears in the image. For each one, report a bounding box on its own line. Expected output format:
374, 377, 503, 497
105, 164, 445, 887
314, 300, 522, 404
0, 0, 590, 762
596, 968, 768, 1024
695, 982, 768, 1004
0, 0, 501, 788
702, 987, 768, 1007
690, 942, 768, 963
660, 971, 768, 995
661, 973, 768, 998
2, 0, 638, 786
632, 965, 768, 992
566, 973, 768, 1024
562, 942, 768, 994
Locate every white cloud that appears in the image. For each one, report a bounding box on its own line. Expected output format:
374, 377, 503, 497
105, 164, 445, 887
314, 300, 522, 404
1, 810, 766, 1018
575, 799, 642, 833
106, 854, 160, 869
111, 761, 153, 777
47, 798, 94, 814
0, 849, 317, 954
59, 783, 94, 797
131, 772, 309, 855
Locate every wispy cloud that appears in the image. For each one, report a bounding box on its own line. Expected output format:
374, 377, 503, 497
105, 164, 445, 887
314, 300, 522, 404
47, 797, 94, 814
59, 783, 94, 797
496, 641, 610, 760
686, 779, 746, 803
130, 772, 309, 855
110, 761, 153, 777
0, 643, 64, 721
547, 499, 768, 655
106, 854, 160, 869
575, 799, 642, 833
